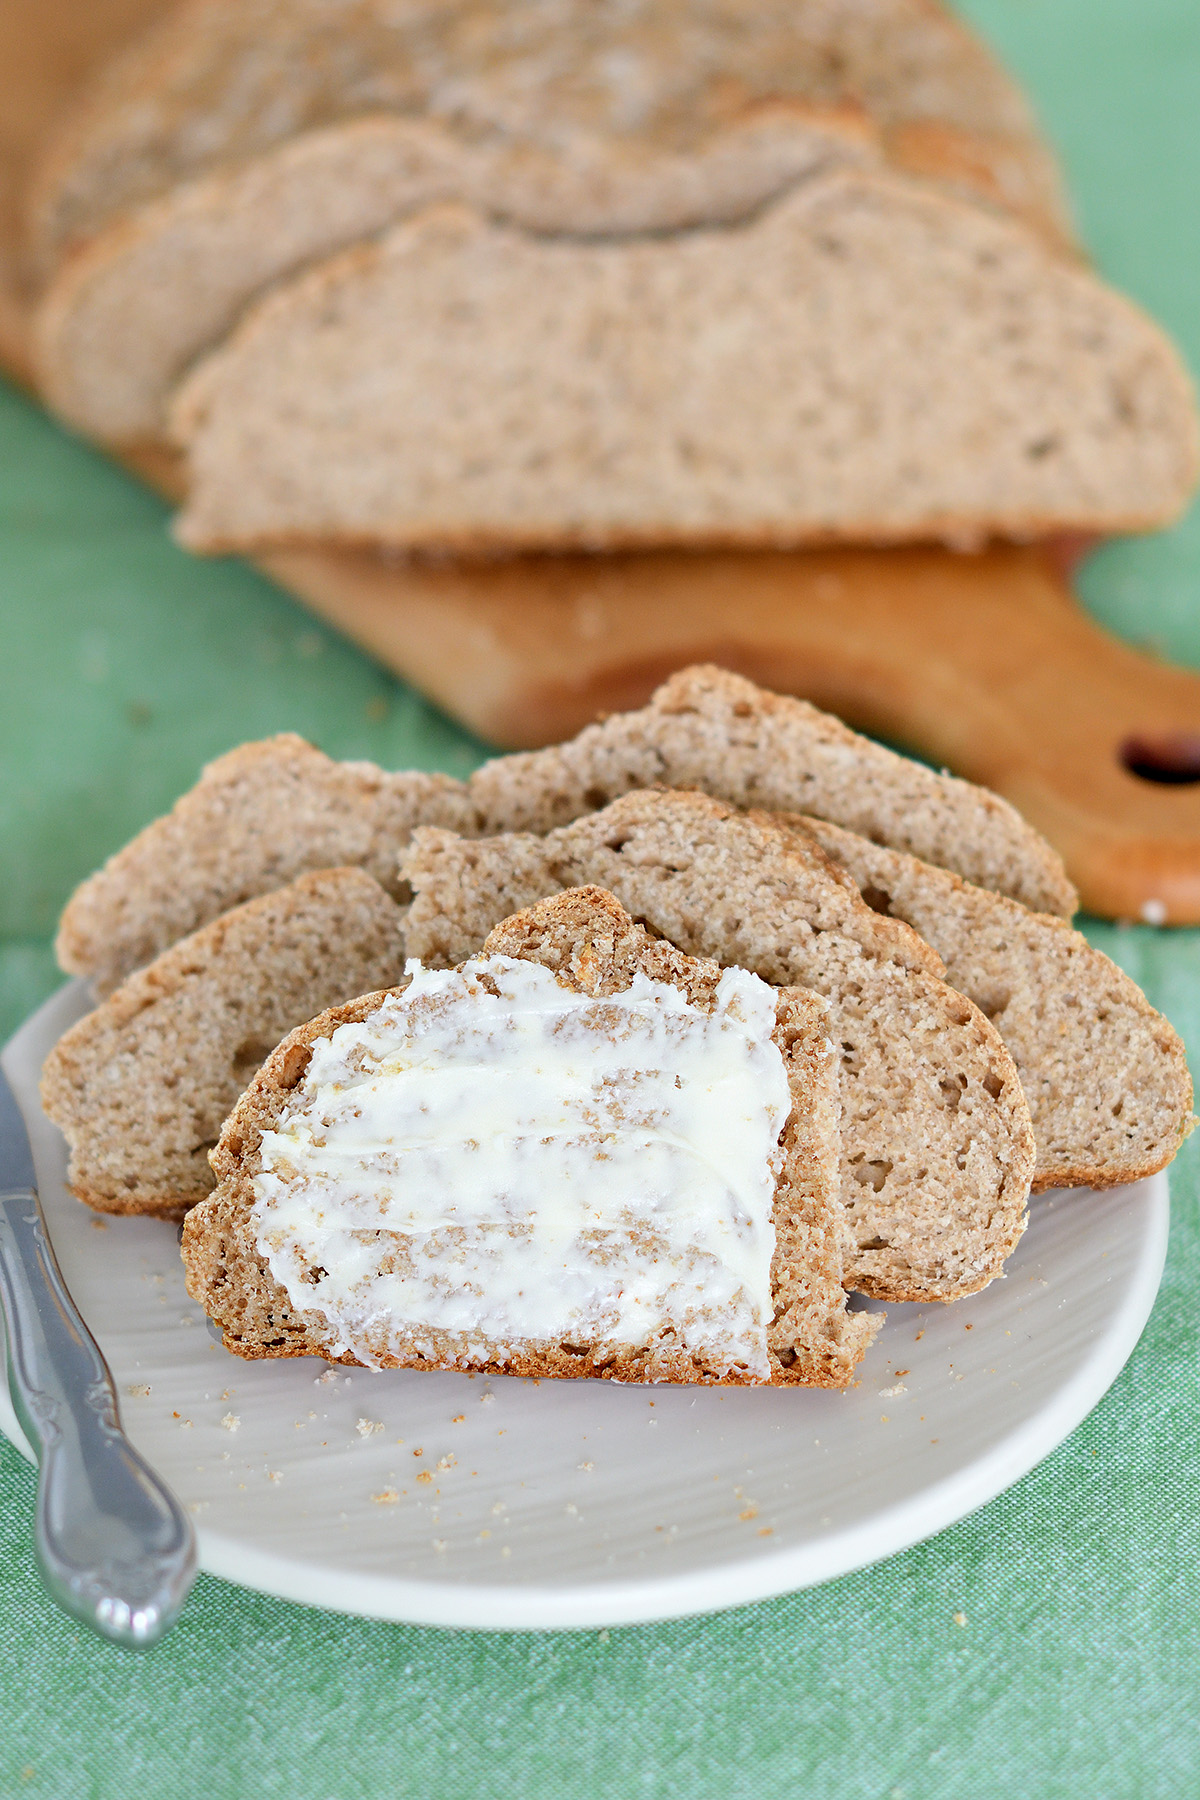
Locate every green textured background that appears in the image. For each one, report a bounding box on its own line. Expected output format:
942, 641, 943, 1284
2, 3, 1200, 1794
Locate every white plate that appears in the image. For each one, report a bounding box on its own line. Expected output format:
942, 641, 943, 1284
0, 981, 1168, 1632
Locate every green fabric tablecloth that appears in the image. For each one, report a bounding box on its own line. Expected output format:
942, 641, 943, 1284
2, 2, 1199, 1793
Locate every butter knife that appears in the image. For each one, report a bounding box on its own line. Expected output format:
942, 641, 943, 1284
0, 1066, 196, 1646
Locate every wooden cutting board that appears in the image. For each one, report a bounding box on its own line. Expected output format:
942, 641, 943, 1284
7, 0, 1200, 922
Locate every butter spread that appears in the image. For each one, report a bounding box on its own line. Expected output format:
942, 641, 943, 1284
251, 955, 791, 1377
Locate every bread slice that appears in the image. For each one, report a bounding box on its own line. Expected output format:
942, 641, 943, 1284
183, 884, 881, 1386
798, 814, 1195, 1190
469, 666, 1078, 917
169, 175, 1197, 558
401, 791, 1036, 1303
55, 732, 473, 995
41, 868, 408, 1218
34, 106, 873, 444
53, 665, 1076, 992
29, 0, 1070, 278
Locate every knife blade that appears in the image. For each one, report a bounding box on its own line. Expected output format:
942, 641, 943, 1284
0, 1065, 196, 1647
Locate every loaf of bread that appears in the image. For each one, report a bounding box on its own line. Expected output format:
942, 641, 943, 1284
41, 868, 408, 1217
169, 175, 1197, 557
34, 108, 874, 444
182, 884, 881, 1386
796, 816, 1195, 1190
54, 667, 1076, 996
400, 790, 1036, 1304
29, 0, 1071, 277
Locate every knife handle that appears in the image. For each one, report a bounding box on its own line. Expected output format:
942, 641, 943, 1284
0, 1189, 196, 1647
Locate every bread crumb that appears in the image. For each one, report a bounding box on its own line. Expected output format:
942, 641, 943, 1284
880, 1384, 907, 1398
356, 1417, 383, 1438
597, 1629, 610, 1644
126, 1384, 151, 1398
758, 1527, 773, 1537
416, 1471, 433, 1485
432, 1536, 447, 1551
578, 1460, 595, 1472
436, 1454, 456, 1472
371, 1489, 400, 1505
739, 1506, 758, 1521
220, 1412, 240, 1432
451, 1415, 465, 1424
412, 1447, 424, 1457
953, 1611, 968, 1627
267, 1470, 283, 1483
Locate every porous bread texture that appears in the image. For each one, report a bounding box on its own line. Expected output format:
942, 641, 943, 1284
55, 732, 473, 995
34, 108, 873, 444
799, 815, 1196, 1190
400, 792, 1036, 1303
183, 884, 880, 1387
41, 868, 407, 1218
29, 0, 1070, 277
169, 174, 1198, 557
469, 666, 1078, 918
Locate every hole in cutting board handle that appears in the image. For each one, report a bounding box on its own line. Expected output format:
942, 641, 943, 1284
1121, 732, 1200, 785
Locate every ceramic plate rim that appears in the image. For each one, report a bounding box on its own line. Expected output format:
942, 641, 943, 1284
0, 983, 1170, 1632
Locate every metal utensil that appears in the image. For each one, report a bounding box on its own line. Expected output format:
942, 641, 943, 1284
0, 1067, 196, 1646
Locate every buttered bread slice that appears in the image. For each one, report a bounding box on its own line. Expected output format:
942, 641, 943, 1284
183, 886, 879, 1388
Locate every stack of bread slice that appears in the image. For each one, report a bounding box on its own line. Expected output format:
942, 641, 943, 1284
42, 668, 1194, 1385
24, 0, 1197, 556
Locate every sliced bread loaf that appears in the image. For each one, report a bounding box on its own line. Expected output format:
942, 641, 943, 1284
34, 106, 873, 444
170, 174, 1197, 557
29, 0, 1069, 276
799, 814, 1195, 1190
469, 666, 1078, 917
41, 867, 408, 1218
401, 791, 1036, 1303
55, 732, 473, 995
183, 883, 880, 1386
